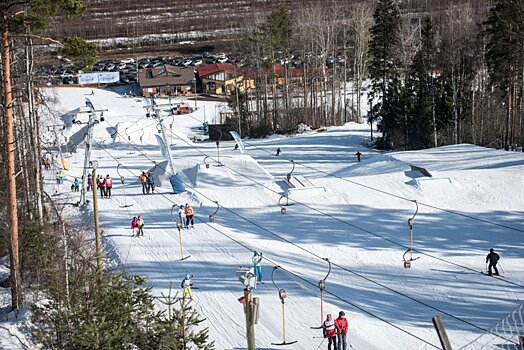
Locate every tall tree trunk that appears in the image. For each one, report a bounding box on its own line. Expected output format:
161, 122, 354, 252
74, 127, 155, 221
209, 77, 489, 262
521, 49, 524, 152
2, 15, 22, 310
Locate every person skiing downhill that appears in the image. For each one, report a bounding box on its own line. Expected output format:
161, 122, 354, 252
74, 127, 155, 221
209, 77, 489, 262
486, 248, 500, 276
252, 251, 263, 283
178, 205, 186, 228
136, 215, 145, 237
323, 313, 338, 350
181, 273, 193, 299
130, 216, 138, 236
184, 203, 194, 228
335, 311, 348, 350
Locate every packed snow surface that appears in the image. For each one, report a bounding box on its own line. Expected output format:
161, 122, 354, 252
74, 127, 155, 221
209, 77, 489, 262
25, 87, 524, 349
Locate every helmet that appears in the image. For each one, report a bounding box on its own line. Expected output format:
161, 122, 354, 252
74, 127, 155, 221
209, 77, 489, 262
339, 311, 345, 317
327, 314, 332, 320
185, 273, 191, 279
490, 248, 494, 252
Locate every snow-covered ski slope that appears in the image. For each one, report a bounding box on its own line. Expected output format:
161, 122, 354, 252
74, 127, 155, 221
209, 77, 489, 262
43, 87, 524, 349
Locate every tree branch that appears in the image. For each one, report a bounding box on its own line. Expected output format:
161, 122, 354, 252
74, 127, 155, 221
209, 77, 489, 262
11, 34, 62, 46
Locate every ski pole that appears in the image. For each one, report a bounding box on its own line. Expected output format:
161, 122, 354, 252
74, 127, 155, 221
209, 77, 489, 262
498, 263, 505, 274
316, 337, 326, 348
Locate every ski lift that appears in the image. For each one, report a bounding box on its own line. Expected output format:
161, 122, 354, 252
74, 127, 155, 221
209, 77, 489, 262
171, 204, 191, 260
311, 258, 331, 329
203, 156, 210, 169
124, 127, 131, 141
117, 164, 133, 208
271, 266, 297, 346
403, 200, 420, 268
156, 123, 162, 134
286, 160, 296, 182
278, 194, 293, 214
209, 200, 219, 222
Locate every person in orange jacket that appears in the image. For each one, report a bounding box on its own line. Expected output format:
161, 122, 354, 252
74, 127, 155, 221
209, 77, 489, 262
335, 311, 348, 350
184, 203, 194, 228
139, 171, 148, 195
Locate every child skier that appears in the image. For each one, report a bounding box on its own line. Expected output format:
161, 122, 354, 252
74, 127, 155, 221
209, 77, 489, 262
131, 216, 138, 236
181, 273, 193, 300
73, 178, 80, 192
252, 251, 263, 283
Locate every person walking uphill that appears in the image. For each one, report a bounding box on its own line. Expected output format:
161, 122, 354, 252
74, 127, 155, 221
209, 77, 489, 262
184, 203, 194, 228
323, 314, 338, 350
486, 248, 500, 276
139, 171, 148, 195
335, 311, 348, 350
252, 251, 263, 283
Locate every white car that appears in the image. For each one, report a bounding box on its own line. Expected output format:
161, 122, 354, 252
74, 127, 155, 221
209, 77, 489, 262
121, 58, 135, 64
192, 59, 203, 66
182, 59, 193, 67
216, 56, 228, 63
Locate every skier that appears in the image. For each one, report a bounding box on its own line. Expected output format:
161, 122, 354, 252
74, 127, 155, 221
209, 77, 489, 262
181, 273, 193, 300
486, 248, 500, 276
184, 203, 194, 228
136, 215, 145, 237
105, 175, 113, 199
73, 178, 80, 192
97, 175, 106, 198
335, 311, 348, 350
276, 148, 281, 156
146, 172, 155, 194
87, 173, 93, 191
178, 205, 186, 228
56, 171, 61, 184
130, 216, 138, 236
323, 314, 338, 350
355, 151, 362, 162
234, 144, 239, 151
252, 251, 263, 283
139, 171, 148, 195
59, 171, 64, 184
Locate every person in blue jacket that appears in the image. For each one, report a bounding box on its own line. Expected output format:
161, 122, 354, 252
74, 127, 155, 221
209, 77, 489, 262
147, 172, 155, 194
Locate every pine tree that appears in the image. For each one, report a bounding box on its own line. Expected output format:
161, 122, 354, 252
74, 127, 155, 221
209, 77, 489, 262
368, 0, 403, 149
485, 0, 524, 150
405, 16, 438, 149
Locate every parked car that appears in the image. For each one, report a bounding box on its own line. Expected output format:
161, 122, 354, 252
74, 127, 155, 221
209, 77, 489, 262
105, 63, 115, 71
182, 59, 193, 67
192, 59, 203, 66
117, 62, 127, 70
216, 56, 228, 64
121, 58, 135, 64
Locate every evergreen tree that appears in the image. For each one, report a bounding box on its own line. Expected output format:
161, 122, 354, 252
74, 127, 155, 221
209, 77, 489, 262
368, 0, 403, 149
62, 35, 97, 69
405, 16, 438, 149
485, 0, 524, 150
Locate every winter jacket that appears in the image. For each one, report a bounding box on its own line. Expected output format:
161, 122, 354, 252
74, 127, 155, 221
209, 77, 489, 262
137, 218, 144, 228
178, 208, 185, 218
335, 316, 348, 334
147, 175, 155, 184
323, 319, 337, 337
181, 277, 192, 288
185, 206, 194, 216
105, 177, 113, 188
131, 219, 138, 229
97, 178, 106, 188
252, 254, 262, 266
139, 173, 148, 184
486, 252, 500, 265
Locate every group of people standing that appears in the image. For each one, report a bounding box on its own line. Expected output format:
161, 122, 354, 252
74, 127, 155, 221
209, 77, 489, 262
177, 203, 195, 229
96, 174, 113, 199
323, 311, 349, 350
139, 171, 155, 195
130, 215, 145, 237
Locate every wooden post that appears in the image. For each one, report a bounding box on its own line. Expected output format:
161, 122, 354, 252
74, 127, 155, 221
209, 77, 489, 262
244, 288, 256, 350
432, 315, 452, 350
2, 15, 22, 310
92, 169, 102, 273
178, 223, 184, 259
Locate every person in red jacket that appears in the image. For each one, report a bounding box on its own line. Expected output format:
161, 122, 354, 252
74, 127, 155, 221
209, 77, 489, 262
97, 175, 106, 199
130, 216, 138, 236
322, 313, 337, 350
335, 311, 348, 350
105, 174, 113, 199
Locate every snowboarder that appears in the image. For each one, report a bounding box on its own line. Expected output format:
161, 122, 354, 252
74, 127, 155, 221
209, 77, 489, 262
97, 175, 106, 198
146, 172, 155, 194
323, 313, 338, 350
355, 151, 362, 162
131, 216, 138, 236
276, 148, 281, 156
136, 215, 145, 237
252, 251, 263, 283
181, 273, 193, 299
486, 248, 500, 276
139, 171, 148, 195
105, 175, 113, 199
178, 205, 186, 228
335, 311, 348, 350
184, 203, 194, 228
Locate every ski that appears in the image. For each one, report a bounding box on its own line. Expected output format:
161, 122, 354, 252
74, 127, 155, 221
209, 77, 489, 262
179, 255, 192, 261
481, 271, 503, 277
310, 326, 323, 329
271, 341, 298, 345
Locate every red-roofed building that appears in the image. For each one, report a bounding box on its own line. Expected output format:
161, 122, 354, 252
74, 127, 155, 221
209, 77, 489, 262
195, 63, 243, 95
